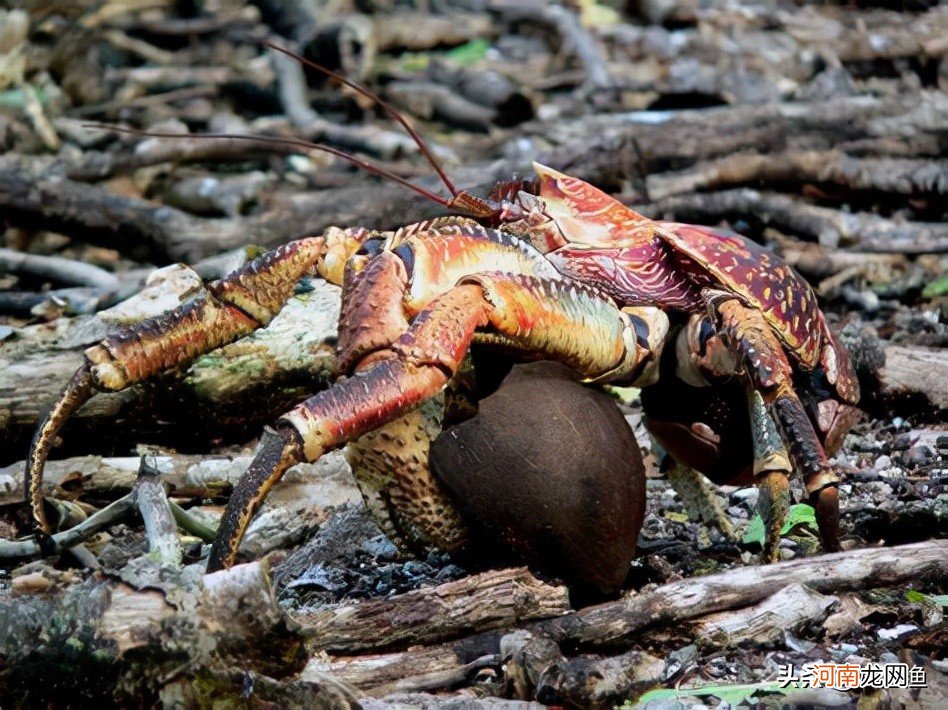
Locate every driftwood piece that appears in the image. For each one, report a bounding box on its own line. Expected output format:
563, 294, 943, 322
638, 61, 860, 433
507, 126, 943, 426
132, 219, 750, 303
0, 558, 359, 706
294, 567, 571, 654
645, 151, 948, 201
641, 188, 948, 253
540, 539, 948, 649
878, 344, 948, 414
693, 583, 838, 649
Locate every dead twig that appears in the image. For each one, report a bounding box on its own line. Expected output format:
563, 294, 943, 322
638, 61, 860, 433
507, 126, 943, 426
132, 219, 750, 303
641, 189, 948, 253
136, 457, 182, 566
489, 0, 613, 90
0, 247, 121, 290
0, 491, 136, 559
645, 151, 948, 201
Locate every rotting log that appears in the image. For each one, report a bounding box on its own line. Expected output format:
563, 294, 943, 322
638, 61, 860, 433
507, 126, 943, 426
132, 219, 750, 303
306, 539, 948, 697
539, 539, 948, 649
0, 557, 359, 707
640, 189, 948, 253
293, 567, 572, 654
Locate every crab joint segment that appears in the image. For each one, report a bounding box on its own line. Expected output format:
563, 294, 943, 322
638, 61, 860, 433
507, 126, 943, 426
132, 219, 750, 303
25, 236, 331, 534
209, 275, 644, 571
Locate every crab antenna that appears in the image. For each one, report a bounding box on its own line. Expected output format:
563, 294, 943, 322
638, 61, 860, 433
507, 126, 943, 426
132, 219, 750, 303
85, 123, 455, 209
263, 40, 461, 199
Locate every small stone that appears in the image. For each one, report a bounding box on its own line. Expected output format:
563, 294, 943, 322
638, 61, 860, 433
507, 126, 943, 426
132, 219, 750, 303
877, 624, 918, 641
873, 455, 893, 470
784, 631, 816, 653
903, 445, 936, 468
936, 435, 948, 451
731, 487, 759, 506
361, 535, 399, 560
891, 433, 915, 451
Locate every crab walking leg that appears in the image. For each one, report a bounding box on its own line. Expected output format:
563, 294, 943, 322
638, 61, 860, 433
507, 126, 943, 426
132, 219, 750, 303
714, 298, 842, 554
207, 276, 655, 572
774, 394, 842, 553
24, 233, 358, 534
664, 461, 737, 541
748, 389, 793, 562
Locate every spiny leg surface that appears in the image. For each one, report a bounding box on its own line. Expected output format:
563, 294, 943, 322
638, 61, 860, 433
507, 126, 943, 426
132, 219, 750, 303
25, 229, 365, 534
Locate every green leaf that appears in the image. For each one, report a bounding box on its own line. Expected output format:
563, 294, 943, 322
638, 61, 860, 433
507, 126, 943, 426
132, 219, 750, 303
906, 590, 948, 607
445, 39, 489, 66
631, 681, 793, 707
922, 274, 948, 298
783, 503, 817, 534
742, 512, 766, 546
742, 504, 817, 546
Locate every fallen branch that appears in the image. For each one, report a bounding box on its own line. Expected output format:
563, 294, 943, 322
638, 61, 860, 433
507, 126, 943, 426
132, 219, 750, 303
489, 0, 612, 90
310, 540, 947, 697
645, 151, 948, 201
540, 539, 948, 649
0, 491, 136, 559
0, 558, 359, 706
0, 247, 121, 289
293, 567, 571, 654
640, 188, 948, 253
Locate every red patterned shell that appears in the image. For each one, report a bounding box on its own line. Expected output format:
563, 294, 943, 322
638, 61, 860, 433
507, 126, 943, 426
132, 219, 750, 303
530, 163, 859, 402
659, 222, 823, 368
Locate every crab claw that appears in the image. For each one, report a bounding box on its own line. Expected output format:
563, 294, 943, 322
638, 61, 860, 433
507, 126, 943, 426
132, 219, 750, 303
23, 235, 340, 534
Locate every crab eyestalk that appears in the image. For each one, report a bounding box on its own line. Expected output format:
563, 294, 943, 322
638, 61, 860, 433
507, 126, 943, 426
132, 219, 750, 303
24, 235, 335, 534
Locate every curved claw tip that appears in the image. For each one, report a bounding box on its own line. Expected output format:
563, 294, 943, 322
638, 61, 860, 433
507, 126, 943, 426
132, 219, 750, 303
25, 363, 95, 535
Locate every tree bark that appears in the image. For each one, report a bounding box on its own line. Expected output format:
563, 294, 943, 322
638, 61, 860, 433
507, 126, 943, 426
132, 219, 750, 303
539, 539, 948, 649
294, 567, 571, 654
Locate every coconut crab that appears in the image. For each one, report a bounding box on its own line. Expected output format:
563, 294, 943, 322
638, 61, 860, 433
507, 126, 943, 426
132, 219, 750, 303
23, 48, 860, 575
